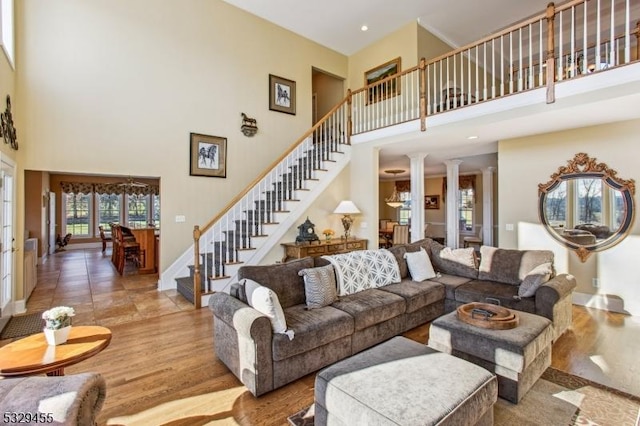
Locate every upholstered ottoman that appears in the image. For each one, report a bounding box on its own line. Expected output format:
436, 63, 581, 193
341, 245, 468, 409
428, 309, 553, 403
314, 336, 497, 426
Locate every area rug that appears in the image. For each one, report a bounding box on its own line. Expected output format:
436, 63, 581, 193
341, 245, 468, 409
0, 312, 44, 339
288, 367, 640, 426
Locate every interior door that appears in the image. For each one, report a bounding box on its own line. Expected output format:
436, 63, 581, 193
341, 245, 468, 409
0, 157, 16, 318
48, 191, 56, 255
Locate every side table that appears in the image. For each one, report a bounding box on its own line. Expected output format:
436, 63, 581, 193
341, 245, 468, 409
0, 325, 112, 377
281, 238, 368, 262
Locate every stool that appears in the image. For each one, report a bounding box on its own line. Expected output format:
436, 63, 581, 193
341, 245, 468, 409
428, 309, 553, 403
314, 336, 497, 426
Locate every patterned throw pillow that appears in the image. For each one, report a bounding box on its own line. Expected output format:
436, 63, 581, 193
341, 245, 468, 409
298, 265, 338, 309
404, 248, 436, 282
368, 249, 402, 288
518, 262, 553, 298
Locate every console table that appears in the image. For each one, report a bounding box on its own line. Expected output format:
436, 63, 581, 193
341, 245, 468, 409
281, 238, 368, 262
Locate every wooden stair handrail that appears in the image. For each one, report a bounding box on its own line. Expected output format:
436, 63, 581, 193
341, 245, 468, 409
196, 97, 350, 236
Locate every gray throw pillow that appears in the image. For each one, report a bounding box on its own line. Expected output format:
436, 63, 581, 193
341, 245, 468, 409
298, 264, 338, 309
518, 262, 553, 298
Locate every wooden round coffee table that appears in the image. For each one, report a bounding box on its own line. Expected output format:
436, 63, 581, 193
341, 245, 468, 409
0, 325, 111, 377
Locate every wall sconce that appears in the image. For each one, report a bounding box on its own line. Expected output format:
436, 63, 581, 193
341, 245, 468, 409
240, 112, 258, 137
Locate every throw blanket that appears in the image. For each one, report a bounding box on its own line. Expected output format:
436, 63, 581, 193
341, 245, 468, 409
323, 249, 401, 296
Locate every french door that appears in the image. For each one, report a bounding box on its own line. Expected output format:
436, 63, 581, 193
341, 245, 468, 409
0, 156, 15, 318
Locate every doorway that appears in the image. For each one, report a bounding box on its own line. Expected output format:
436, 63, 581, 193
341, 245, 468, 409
311, 68, 345, 126
0, 156, 16, 318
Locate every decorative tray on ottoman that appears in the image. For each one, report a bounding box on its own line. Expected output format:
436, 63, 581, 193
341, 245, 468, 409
457, 302, 519, 330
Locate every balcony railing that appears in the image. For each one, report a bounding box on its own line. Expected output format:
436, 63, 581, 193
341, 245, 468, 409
350, 0, 639, 134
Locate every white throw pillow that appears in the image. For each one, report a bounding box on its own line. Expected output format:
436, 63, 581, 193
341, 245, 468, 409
242, 278, 292, 338
518, 262, 553, 298
439, 247, 477, 268
404, 248, 436, 282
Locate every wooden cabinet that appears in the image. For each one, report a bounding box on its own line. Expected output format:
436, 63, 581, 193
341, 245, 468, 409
281, 238, 368, 262
130, 228, 158, 274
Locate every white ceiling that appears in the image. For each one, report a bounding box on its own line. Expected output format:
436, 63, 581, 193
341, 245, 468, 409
222, 0, 551, 56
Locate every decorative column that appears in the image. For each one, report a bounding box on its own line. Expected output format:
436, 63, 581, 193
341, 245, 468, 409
408, 152, 428, 242
482, 167, 495, 247
444, 160, 463, 248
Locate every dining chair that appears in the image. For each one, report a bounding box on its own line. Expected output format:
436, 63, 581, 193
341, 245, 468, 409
98, 226, 112, 253
463, 225, 483, 248
391, 224, 409, 246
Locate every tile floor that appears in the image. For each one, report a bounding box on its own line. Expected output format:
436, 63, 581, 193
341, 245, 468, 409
26, 248, 194, 327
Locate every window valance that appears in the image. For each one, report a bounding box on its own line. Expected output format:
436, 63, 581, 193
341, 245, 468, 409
442, 175, 476, 200
395, 180, 411, 192
60, 181, 159, 196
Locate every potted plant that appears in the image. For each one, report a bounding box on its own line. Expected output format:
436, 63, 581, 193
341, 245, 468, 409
322, 229, 335, 242
42, 306, 75, 345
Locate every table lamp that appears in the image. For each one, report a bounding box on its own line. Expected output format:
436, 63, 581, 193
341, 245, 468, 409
333, 200, 361, 239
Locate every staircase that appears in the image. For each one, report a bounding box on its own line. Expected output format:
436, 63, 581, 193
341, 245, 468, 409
171, 100, 352, 307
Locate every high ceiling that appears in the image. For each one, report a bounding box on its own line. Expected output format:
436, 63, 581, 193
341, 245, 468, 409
221, 0, 551, 55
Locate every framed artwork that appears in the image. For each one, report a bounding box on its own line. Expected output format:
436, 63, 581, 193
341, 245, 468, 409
269, 74, 296, 115
190, 133, 227, 178
364, 57, 401, 104
425, 195, 440, 210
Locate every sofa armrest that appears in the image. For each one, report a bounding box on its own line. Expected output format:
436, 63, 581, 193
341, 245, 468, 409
0, 372, 106, 426
536, 274, 576, 308
208, 291, 274, 396
535, 273, 577, 337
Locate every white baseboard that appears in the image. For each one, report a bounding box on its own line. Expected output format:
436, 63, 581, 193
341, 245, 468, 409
13, 299, 26, 314
572, 291, 627, 314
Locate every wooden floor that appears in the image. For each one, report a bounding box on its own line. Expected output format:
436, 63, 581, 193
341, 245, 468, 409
4, 248, 640, 425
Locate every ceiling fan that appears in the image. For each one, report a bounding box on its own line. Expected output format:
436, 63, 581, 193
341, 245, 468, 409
117, 176, 148, 188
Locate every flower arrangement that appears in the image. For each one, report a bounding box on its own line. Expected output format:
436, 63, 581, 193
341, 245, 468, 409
322, 229, 335, 241
42, 306, 75, 330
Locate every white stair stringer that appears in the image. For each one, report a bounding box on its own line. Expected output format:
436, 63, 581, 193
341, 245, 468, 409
160, 143, 352, 302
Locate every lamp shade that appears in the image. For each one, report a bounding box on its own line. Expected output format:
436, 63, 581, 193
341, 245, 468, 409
333, 200, 361, 215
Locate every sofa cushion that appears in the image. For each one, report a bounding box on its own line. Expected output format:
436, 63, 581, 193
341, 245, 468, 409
298, 264, 338, 309
478, 246, 555, 286
331, 288, 406, 331
272, 304, 354, 361
238, 257, 313, 308
323, 250, 400, 296
404, 248, 436, 281
429, 240, 479, 280
454, 280, 536, 313
518, 262, 553, 298
378, 279, 445, 313
428, 273, 473, 300
242, 278, 291, 337
386, 245, 408, 278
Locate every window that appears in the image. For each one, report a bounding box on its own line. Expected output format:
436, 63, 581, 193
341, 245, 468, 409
0, 0, 14, 68
398, 191, 411, 225
459, 188, 474, 233
63, 193, 92, 237
96, 193, 121, 233
126, 194, 150, 228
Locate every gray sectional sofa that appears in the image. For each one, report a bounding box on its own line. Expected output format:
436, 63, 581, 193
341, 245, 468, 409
209, 238, 576, 396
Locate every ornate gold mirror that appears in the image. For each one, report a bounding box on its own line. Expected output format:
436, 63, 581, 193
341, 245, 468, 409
538, 153, 635, 262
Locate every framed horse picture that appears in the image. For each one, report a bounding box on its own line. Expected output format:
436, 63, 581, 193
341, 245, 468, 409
269, 74, 296, 115
190, 133, 227, 178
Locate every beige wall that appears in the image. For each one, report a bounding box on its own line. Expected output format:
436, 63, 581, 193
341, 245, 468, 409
417, 26, 454, 62
312, 70, 345, 123
347, 22, 418, 91
15, 0, 348, 276
499, 119, 640, 315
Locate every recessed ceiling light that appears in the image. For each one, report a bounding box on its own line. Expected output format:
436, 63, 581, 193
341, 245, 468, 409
467, 135, 478, 140
361, 25, 368, 32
